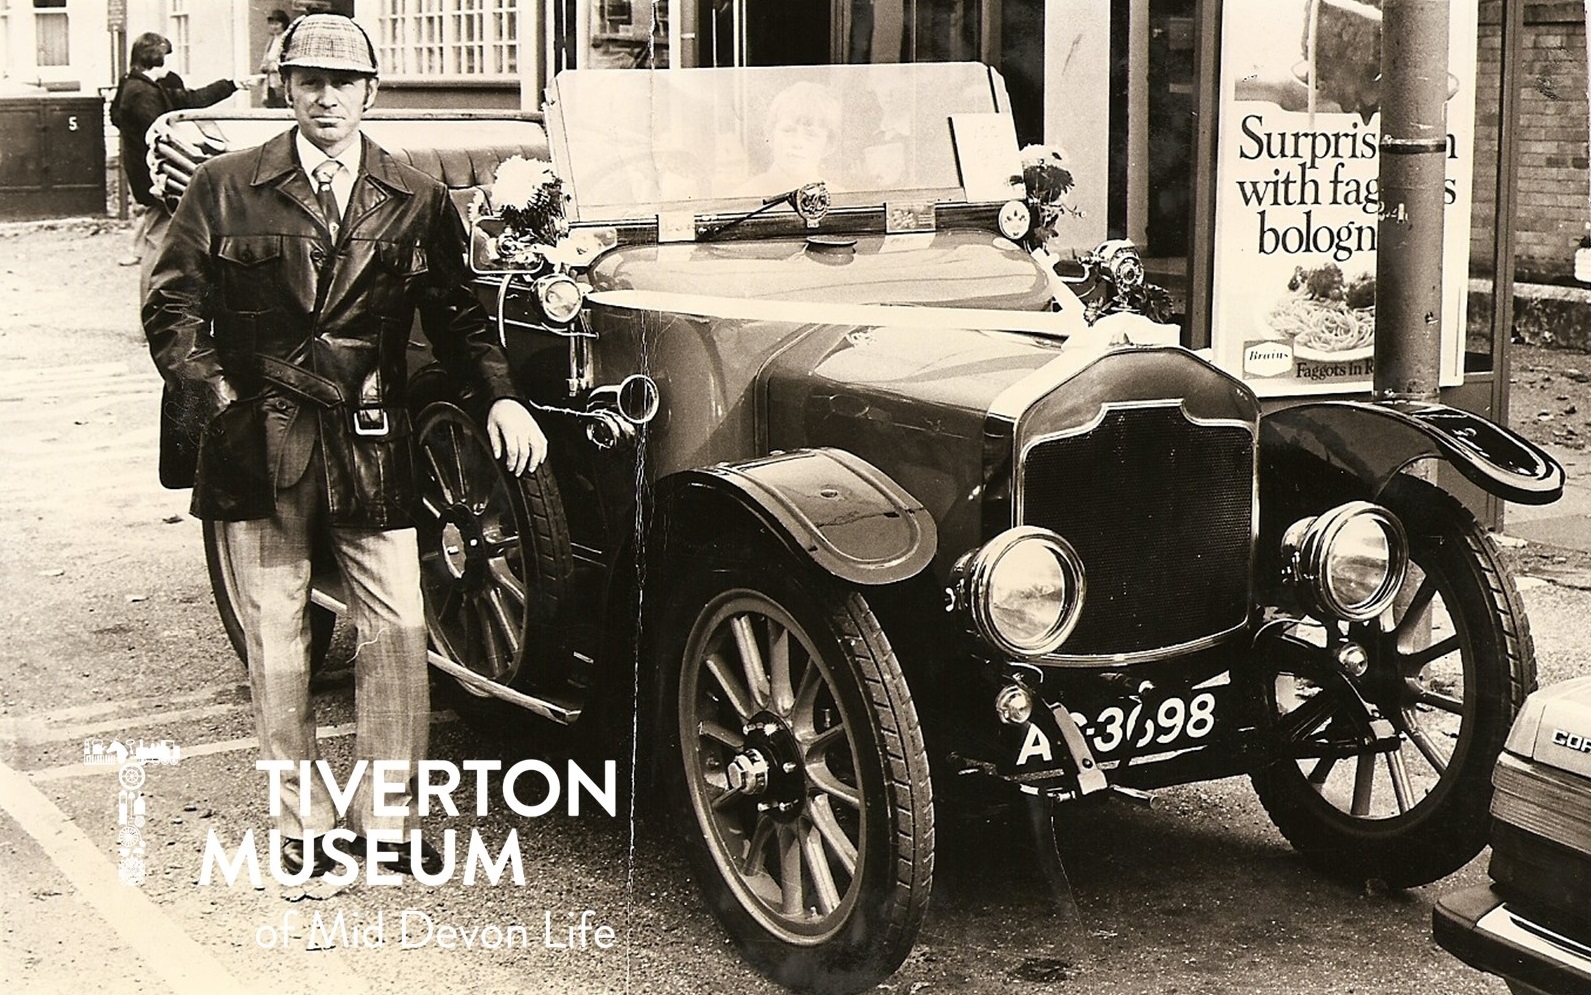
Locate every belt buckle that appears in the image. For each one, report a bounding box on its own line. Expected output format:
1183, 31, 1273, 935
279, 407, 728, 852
353, 407, 389, 437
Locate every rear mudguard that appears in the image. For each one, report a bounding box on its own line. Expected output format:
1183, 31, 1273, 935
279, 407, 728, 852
1261, 399, 1564, 507
657, 448, 937, 585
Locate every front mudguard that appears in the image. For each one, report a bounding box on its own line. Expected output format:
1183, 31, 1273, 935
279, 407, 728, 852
656, 447, 937, 586
1261, 399, 1563, 506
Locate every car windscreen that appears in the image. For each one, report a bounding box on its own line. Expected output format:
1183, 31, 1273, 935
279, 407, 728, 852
547, 63, 1008, 222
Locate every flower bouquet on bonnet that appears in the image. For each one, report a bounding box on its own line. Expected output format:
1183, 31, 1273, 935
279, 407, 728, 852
469, 155, 599, 274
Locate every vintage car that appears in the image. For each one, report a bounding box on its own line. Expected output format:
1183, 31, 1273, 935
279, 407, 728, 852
149, 63, 1565, 994
1434, 676, 1591, 995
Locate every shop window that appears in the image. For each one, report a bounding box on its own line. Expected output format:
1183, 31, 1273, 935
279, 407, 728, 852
551, 0, 669, 71
33, 0, 66, 67
376, 0, 520, 78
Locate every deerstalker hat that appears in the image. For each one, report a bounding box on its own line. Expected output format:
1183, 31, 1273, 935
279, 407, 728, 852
278, 14, 378, 76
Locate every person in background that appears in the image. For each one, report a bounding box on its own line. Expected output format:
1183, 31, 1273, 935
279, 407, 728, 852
109, 32, 256, 290
260, 9, 290, 109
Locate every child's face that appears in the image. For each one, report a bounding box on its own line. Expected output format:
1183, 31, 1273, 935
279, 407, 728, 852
770, 113, 832, 169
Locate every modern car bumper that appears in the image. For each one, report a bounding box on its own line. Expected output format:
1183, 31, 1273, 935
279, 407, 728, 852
1433, 884, 1591, 995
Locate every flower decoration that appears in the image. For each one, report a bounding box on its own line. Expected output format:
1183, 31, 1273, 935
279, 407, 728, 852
472, 155, 572, 271
1019, 144, 1083, 246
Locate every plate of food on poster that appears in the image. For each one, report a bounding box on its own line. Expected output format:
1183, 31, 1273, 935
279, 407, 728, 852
1264, 261, 1376, 362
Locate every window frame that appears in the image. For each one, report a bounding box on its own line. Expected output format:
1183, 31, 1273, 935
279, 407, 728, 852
374, 0, 520, 82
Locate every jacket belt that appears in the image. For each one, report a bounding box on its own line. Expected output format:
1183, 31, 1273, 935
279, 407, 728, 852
256, 354, 345, 408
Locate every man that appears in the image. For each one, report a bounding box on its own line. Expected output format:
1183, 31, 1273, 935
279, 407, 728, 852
259, 9, 290, 109
110, 32, 251, 284
144, 13, 547, 876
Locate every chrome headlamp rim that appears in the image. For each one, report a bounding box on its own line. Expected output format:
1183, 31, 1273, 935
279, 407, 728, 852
534, 272, 584, 324
1092, 239, 1145, 289
1283, 501, 1409, 622
956, 526, 1087, 660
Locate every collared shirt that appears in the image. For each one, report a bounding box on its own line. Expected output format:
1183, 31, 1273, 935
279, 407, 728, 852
295, 129, 361, 220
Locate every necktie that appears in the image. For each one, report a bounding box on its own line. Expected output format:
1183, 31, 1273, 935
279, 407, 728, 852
311, 160, 342, 239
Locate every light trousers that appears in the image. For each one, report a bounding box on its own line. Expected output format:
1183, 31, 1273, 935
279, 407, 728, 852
221, 461, 429, 838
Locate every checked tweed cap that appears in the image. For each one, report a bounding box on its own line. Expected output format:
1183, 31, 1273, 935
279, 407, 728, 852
279, 14, 378, 75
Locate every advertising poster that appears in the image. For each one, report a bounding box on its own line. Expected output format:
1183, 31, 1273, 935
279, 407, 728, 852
1211, 0, 1478, 395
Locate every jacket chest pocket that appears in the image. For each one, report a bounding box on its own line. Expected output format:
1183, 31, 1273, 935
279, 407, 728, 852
216, 234, 285, 311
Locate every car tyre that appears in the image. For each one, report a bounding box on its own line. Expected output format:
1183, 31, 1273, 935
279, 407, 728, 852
1252, 475, 1535, 887
658, 565, 934, 994
412, 401, 571, 717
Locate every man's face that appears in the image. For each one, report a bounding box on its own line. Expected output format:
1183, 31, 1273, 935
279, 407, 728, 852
284, 69, 377, 156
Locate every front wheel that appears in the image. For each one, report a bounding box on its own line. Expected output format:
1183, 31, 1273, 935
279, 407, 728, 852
412, 401, 570, 704
1252, 475, 1535, 887
659, 567, 934, 994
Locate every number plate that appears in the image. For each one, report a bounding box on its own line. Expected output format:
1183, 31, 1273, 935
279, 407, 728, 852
1064, 678, 1229, 766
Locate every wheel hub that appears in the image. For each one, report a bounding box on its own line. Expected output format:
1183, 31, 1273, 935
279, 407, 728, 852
730, 713, 805, 818
436, 511, 487, 585
1354, 627, 1412, 715
725, 749, 771, 796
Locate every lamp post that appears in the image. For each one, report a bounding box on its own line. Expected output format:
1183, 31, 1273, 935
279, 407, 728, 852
1373, 0, 1451, 404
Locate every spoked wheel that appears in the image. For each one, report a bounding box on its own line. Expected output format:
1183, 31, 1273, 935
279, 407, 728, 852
1252, 476, 1535, 887
661, 568, 933, 994
413, 402, 570, 697
204, 519, 337, 674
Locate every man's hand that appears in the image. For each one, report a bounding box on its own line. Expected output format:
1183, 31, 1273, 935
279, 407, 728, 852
212, 375, 240, 414
486, 398, 547, 477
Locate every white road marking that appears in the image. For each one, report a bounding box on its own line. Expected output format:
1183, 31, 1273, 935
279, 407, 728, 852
27, 713, 458, 783
3, 702, 248, 745
0, 360, 132, 388
0, 756, 255, 994
9, 685, 248, 724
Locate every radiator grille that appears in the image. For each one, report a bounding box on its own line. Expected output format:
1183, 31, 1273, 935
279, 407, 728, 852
1020, 403, 1254, 658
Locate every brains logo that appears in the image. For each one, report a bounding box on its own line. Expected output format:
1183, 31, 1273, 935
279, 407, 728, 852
1551, 729, 1591, 754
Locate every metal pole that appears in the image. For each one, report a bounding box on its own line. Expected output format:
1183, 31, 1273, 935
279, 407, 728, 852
1373, 0, 1451, 403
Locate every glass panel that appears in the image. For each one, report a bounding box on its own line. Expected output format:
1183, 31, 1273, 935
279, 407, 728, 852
842, 1, 987, 66
1465, 0, 1506, 373
551, 62, 1001, 219
34, 9, 66, 65
912, 0, 983, 62
583, 0, 670, 68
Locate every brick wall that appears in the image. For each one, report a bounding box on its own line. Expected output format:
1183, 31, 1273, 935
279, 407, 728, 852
1475, 0, 1590, 284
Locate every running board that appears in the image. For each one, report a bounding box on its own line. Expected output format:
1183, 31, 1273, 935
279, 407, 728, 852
426, 652, 582, 725
307, 588, 582, 726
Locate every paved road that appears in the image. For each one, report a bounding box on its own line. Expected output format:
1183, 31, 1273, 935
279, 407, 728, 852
8, 220, 1585, 994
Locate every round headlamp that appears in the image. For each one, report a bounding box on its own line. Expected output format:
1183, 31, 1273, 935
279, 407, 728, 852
1283, 501, 1408, 622
535, 273, 584, 324
1101, 243, 1144, 289
954, 527, 1086, 659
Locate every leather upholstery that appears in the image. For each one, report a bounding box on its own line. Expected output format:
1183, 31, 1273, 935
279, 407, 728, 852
390, 144, 547, 188
388, 141, 548, 224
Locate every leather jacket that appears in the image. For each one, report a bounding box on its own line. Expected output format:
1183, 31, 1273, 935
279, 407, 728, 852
144, 129, 516, 527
